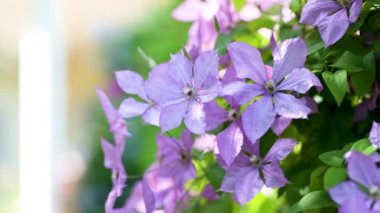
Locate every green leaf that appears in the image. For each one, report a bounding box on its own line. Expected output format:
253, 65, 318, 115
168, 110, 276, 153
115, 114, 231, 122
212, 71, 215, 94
204, 163, 225, 191
215, 33, 233, 55
351, 52, 375, 97
213, 16, 220, 33
246, 17, 276, 32
232, 0, 246, 11
323, 167, 347, 189
310, 166, 328, 191
333, 51, 365, 72
351, 138, 377, 155
287, 191, 336, 213
319, 150, 344, 167
306, 31, 324, 56
322, 70, 348, 106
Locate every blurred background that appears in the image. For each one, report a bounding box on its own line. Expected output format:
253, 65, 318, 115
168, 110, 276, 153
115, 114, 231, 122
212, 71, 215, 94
0, 0, 188, 212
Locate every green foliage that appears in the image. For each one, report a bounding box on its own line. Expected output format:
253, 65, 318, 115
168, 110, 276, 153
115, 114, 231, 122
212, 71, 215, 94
287, 191, 336, 213
323, 168, 347, 189
322, 70, 348, 106
318, 151, 344, 167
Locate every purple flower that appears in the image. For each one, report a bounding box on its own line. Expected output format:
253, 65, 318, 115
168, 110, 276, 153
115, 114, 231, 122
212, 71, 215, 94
122, 162, 189, 213
300, 0, 363, 47
353, 83, 379, 122
97, 89, 130, 145
116, 64, 168, 126
145, 51, 221, 134
220, 138, 296, 205
224, 37, 322, 142
329, 151, 380, 212
172, 0, 238, 58
156, 129, 196, 189
101, 138, 127, 212
370, 122, 380, 148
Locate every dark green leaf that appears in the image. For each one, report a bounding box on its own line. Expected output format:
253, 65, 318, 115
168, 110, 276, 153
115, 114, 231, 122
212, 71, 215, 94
323, 167, 347, 189
322, 70, 348, 106
287, 191, 336, 213
306, 31, 324, 56
319, 150, 344, 167
215, 33, 233, 55
333, 51, 365, 72
351, 52, 375, 97
310, 166, 328, 191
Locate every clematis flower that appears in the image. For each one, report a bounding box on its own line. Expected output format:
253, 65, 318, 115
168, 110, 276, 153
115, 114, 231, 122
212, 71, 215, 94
101, 138, 127, 213
224, 37, 322, 142
220, 138, 296, 205
97, 89, 130, 146
172, 0, 238, 58
353, 83, 379, 122
240, 0, 293, 22
370, 122, 380, 148
115, 64, 167, 126
156, 129, 196, 189
119, 162, 188, 213
300, 0, 363, 47
329, 151, 380, 212
145, 51, 221, 134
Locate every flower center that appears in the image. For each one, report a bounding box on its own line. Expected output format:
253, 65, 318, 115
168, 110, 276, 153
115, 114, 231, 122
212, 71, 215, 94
336, 0, 350, 7
370, 186, 379, 198
265, 80, 276, 94
183, 85, 196, 100
249, 155, 261, 166
228, 109, 239, 121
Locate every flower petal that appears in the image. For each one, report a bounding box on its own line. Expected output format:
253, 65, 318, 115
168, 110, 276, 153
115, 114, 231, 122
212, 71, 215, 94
220, 166, 252, 192
217, 122, 244, 166
222, 81, 265, 105
300, 0, 342, 26
274, 93, 311, 119
271, 116, 292, 136
264, 138, 296, 162
142, 179, 155, 213
198, 76, 222, 103
328, 181, 366, 205
142, 106, 161, 126
101, 138, 117, 169
262, 162, 288, 188
234, 168, 264, 205
339, 196, 371, 213
318, 8, 350, 47
172, 0, 217, 21
119, 98, 150, 118
228, 42, 267, 84
370, 122, 380, 148
194, 50, 219, 87
242, 95, 276, 142
349, 0, 363, 23
277, 68, 323, 93
169, 53, 193, 86
115, 70, 147, 99
203, 101, 229, 131
272, 37, 307, 83
346, 151, 379, 188
145, 65, 184, 105
159, 101, 189, 133
96, 89, 118, 125
180, 128, 194, 152
184, 103, 206, 134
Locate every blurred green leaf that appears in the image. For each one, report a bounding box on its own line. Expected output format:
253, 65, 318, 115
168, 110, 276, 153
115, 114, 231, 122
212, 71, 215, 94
319, 150, 344, 167
322, 70, 348, 106
232, 0, 246, 11
215, 33, 233, 55
351, 138, 377, 155
287, 191, 336, 213
351, 52, 375, 97
306, 31, 324, 56
310, 166, 327, 191
205, 163, 225, 191
246, 17, 276, 32
323, 168, 347, 189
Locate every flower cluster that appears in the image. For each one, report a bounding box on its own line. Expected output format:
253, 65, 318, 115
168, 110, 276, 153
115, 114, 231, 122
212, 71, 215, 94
95, 0, 380, 212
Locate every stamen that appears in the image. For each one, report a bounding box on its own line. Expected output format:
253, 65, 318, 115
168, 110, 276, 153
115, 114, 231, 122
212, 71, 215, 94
370, 186, 379, 197
183, 85, 196, 100
249, 155, 261, 166
228, 109, 239, 121
265, 80, 276, 94
336, 0, 350, 7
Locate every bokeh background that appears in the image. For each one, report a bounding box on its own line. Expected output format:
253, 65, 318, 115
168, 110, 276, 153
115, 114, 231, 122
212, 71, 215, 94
0, 0, 188, 212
